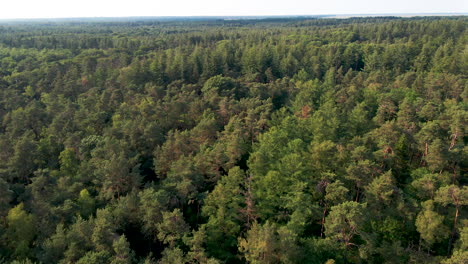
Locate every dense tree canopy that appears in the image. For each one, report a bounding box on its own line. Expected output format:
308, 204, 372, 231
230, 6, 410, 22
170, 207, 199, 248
0, 16, 467, 263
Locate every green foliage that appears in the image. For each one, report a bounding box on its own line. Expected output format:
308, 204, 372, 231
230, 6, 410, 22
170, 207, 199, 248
325, 180, 349, 205
0, 179, 12, 217
158, 247, 186, 264
111, 235, 134, 264
202, 167, 246, 260
77, 189, 95, 218
434, 185, 468, 208
325, 201, 367, 247
139, 188, 169, 239
4, 203, 35, 259
365, 170, 397, 205
76, 251, 111, 264
59, 148, 79, 177
157, 209, 189, 247
0, 16, 466, 264
238, 221, 299, 264
416, 200, 448, 247
92, 208, 115, 252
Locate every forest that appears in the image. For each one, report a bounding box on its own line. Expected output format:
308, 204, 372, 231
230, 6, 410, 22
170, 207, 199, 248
0, 16, 466, 263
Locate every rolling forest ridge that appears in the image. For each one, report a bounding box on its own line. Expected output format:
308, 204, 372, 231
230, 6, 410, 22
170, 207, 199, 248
0, 16, 466, 264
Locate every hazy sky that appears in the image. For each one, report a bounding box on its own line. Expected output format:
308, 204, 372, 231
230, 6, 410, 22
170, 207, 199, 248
0, 0, 466, 19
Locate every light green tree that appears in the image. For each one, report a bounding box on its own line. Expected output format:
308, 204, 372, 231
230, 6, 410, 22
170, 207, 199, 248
325, 201, 366, 247
77, 189, 95, 218
434, 185, 468, 251
416, 200, 448, 248
157, 209, 189, 248
202, 167, 245, 260
239, 221, 280, 264
5, 203, 35, 259
111, 235, 134, 264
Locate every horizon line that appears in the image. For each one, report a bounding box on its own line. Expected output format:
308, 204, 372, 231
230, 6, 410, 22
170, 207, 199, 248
0, 13, 467, 21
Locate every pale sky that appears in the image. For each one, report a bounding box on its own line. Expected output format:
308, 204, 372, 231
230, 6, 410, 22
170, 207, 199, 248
0, 0, 466, 19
